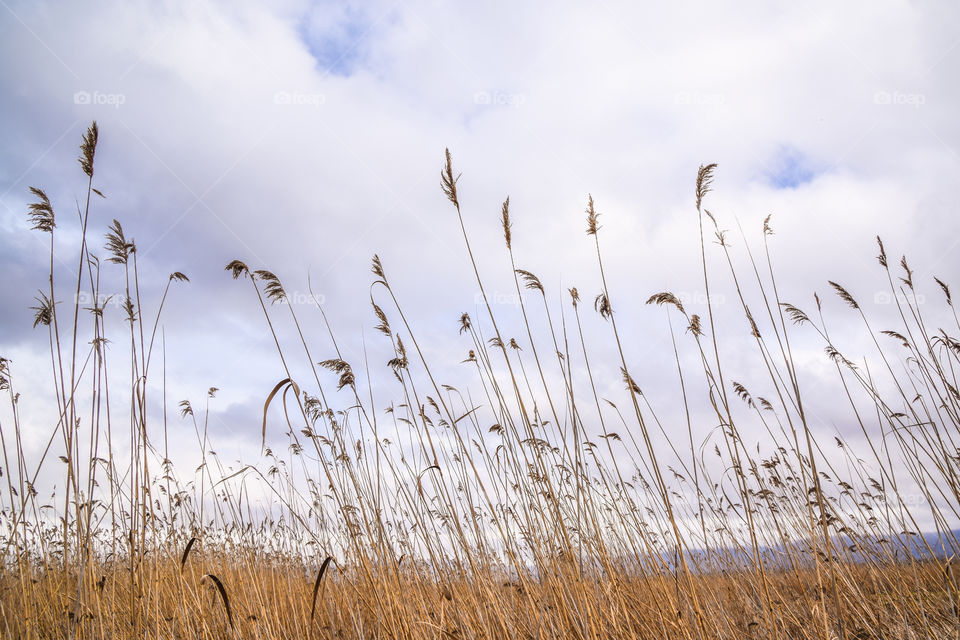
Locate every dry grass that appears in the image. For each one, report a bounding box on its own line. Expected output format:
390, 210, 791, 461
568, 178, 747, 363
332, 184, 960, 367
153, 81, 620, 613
2, 554, 955, 638
0, 123, 958, 639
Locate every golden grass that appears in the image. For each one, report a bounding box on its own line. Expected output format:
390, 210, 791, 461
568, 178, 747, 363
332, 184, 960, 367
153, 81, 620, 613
2, 553, 955, 638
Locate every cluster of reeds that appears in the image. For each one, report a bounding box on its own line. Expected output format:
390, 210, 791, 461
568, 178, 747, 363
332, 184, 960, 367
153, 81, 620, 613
0, 123, 957, 639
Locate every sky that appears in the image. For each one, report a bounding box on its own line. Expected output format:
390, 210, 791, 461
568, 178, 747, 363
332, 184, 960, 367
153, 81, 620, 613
0, 0, 958, 528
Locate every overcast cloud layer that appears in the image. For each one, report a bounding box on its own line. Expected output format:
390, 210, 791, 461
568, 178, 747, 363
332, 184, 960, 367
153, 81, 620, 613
1, 1, 959, 517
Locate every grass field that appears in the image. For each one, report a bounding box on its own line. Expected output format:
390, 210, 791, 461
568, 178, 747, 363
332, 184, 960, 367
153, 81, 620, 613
0, 123, 957, 639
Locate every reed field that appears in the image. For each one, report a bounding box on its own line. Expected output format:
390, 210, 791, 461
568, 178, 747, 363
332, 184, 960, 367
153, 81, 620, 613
1, 122, 958, 639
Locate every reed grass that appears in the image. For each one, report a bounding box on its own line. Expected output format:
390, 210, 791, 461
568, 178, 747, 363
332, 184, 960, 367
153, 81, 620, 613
0, 122, 957, 639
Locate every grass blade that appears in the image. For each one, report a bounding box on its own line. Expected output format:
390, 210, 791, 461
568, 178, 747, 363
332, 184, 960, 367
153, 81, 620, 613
310, 556, 333, 622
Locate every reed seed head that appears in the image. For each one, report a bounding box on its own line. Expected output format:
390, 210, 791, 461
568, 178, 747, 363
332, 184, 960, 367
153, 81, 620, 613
27, 187, 55, 233
695, 163, 717, 210
585, 194, 599, 235
441, 148, 460, 208
225, 260, 250, 279
501, 197, 512, 249
79, 121, 99, 178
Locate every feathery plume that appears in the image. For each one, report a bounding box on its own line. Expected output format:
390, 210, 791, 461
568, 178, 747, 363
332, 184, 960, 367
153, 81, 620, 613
515, 269, 543, 293
934, 277, 952, 306
780, 303, 810, 325
585, 194, 600, 235
646, 292, 686, 315
79, 121, 99, 178
105, 220, 133, 265
828, 281, 859, 310
441, 148, 460, 208
501, 197, 512, 249
745, 306, 761, 338
372, 300, 391, 336
388, 336, 408, 370
372, 254, 387, 285
622, 368, 641, 395
732, 381, 754, 408
319, 358, 355, 391
899, 256, 914, 290
876, 237, 887, 268
30, 291, 53, 328
255, 270, 286, 304
225, 260, 250, 279
594, 293, 612, 320
881, 330, 910, 348
695, 163, 717, 210
27, 187, 55, 232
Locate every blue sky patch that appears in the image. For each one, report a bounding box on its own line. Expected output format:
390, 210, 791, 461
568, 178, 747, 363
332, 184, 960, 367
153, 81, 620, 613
297, 10, 371, 77
764, 145, 820, 189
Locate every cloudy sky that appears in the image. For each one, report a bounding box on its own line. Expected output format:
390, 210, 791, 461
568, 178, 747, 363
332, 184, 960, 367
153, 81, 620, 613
1, 0, 958, 520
